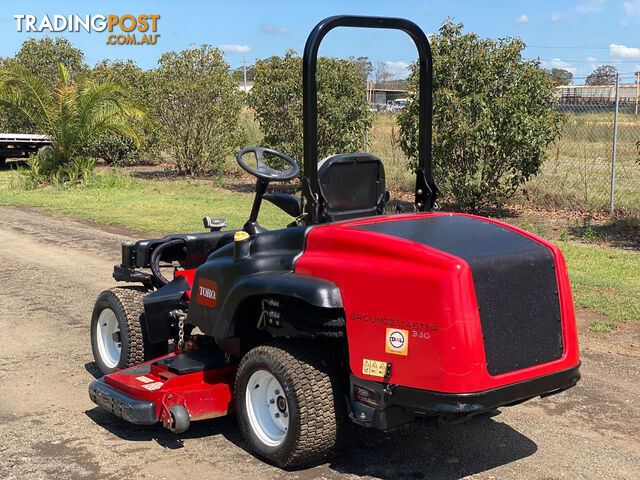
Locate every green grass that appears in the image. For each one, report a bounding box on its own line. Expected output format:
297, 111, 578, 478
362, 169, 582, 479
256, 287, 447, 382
560, 242, 640, 328
588, 321, 618, 333
0, 169, 290, 234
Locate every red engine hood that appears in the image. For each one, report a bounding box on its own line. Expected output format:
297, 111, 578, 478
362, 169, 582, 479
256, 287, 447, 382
294, 212, 580, 394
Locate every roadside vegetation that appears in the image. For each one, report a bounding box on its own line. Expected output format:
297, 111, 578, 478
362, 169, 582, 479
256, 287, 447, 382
0, 168, 289, 232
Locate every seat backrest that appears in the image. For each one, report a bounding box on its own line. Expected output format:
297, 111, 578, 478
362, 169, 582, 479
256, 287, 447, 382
317, 153, 386, 222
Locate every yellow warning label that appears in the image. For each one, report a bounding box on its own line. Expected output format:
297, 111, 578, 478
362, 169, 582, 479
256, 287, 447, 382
362, 358, 387, 378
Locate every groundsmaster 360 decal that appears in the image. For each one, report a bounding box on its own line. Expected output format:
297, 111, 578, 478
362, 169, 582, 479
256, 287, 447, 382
350, 312, 438, 338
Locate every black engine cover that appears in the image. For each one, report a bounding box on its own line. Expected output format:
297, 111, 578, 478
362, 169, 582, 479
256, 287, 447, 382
354, 215, 564, 376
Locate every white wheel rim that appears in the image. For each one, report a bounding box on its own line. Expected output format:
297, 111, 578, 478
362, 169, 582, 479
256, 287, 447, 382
96, 308, 121, 368
245, 369, 289, 447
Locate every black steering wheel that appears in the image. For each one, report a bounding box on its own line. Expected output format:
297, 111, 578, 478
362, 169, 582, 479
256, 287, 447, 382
236, 147, 299, 182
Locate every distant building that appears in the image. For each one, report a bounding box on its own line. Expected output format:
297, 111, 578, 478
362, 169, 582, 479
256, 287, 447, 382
555, 84, 639, 105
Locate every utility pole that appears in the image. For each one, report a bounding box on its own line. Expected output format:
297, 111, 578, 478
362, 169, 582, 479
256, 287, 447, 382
635, 71, 639, 115
610, 73, 620, 212
243, 58, 247, 92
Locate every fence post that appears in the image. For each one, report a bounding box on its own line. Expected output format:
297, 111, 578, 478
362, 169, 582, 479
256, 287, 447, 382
610, 73, 620, 212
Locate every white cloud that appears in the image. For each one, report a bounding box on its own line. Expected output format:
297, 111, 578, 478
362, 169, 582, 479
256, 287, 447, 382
610, 43, 640, 58
515, 14, 530, 23
262, 24, 287, 34
577, 0, 605, 14
551, 13, 560, 21
624, 1, 640, 16
220, 44, 250, 53
586, 56, 597, 62
384, 61, 410, 78
541, 58, 577, 74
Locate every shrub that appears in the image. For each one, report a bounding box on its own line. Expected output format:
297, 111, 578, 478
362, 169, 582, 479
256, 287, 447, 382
84, 133, 139, 166
250, 50, 372, 165
149, 45, 243, 175
397, 21, 564, 211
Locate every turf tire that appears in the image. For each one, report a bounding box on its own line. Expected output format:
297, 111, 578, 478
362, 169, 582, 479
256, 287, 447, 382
90, 286, 167, 376
235, 341, 345, 468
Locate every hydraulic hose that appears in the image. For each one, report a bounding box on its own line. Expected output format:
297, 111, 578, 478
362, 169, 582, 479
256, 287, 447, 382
150, 239, 185, 286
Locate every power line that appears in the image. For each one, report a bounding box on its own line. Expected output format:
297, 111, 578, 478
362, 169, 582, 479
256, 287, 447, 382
526, 45, 640, 50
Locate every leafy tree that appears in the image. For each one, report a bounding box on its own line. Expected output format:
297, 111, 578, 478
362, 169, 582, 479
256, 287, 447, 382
86, 59, 155, 164
586, 65, 618, 85
547, 68, 573, 86
348, 56, 374, 84
15, 37, 86, 86
397, 21, 564, 210
0, 37, 86, 133
149, 45, 243, 175
374, 61, 392, 84
0, 62, 144, 183
250, 50, 372, 164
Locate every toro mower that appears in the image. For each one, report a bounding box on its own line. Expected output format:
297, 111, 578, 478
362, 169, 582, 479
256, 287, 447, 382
89, 15, 580, 468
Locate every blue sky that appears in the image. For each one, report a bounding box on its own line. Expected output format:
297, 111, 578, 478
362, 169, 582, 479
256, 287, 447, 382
2, 1, 640, 84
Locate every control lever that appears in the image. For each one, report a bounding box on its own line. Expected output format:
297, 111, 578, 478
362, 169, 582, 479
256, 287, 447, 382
203, 216, 227, 232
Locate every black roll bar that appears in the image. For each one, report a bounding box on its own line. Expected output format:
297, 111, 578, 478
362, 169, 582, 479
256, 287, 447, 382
302, 15, 437, 219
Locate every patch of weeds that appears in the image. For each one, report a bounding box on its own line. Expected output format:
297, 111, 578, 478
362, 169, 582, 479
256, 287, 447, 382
559, 229, 568, 242
518, 220, 532, 232
84, 169, 138, 190
212, 175, 228, 188
588, 320, 618, 333
582, 226, 597, 243
532, 222, 549, 239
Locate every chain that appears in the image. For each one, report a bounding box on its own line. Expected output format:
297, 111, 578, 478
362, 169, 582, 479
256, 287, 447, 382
178, 315, 185, 352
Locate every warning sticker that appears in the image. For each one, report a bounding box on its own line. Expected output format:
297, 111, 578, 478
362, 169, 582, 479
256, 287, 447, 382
362, 358, 388, 378
141, 382, 163, 391
385, 327, 409, 356
136, 376, 153, 383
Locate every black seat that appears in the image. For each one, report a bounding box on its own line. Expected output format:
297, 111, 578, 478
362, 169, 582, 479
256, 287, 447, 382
317, 153, 386, 222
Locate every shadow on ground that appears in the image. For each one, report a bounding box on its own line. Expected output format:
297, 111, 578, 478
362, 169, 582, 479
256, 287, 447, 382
85, 406, 537, 479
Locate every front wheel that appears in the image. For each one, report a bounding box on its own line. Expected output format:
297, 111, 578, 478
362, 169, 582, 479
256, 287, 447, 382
90, 286, 167, 376
235, 342, 345, 468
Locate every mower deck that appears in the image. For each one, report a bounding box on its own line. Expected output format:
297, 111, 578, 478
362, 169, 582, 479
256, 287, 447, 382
89, 347, 237, 430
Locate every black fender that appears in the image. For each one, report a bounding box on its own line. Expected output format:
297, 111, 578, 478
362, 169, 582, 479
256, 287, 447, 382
143, 276, 190, 343
218, 272, 343, 338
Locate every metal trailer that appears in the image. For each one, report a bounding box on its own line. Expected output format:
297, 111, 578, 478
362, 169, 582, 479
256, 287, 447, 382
0, 133, 51, 165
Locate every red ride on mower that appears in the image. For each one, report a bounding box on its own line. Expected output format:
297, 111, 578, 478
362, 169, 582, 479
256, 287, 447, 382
89, 15, 580, 468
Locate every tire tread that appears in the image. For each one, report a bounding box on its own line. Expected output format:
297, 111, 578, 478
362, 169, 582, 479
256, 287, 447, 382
236, 341, 345, 467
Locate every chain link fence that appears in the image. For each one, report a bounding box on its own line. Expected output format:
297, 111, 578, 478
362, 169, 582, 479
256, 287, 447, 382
520, 99, 640, 214
367, 82, 640, 215
366, 112, 414, 205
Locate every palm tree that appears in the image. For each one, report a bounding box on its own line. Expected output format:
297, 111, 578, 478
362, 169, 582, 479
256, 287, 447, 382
0, 62, 145, 168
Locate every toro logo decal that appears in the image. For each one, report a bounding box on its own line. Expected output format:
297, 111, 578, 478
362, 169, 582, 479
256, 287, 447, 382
197, 278, 218, 308
385, 328, 408, 356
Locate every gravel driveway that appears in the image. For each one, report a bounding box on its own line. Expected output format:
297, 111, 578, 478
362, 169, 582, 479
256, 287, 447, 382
0, 205, 638, 479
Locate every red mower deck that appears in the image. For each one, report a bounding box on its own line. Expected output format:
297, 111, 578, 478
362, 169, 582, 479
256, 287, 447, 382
90, 347, 236, 432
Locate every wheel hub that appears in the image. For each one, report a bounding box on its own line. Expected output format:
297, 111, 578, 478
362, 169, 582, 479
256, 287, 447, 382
95, 308, 121, 368
245, 369, 289, 447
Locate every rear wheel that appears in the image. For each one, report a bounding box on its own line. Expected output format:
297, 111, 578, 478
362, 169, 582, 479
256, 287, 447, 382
235, 342, 345, 468
90, 286, 167, 376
